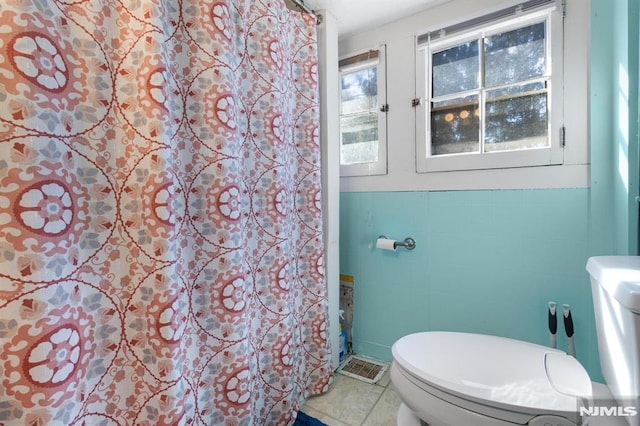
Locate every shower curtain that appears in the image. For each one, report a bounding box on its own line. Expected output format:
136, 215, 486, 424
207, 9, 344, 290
0, 0, 332, 424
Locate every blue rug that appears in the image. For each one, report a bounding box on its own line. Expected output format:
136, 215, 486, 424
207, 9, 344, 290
293, 411, 327, 426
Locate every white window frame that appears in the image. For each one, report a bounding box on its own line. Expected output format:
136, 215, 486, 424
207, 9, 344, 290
415, 1, 564, 173
339, 45, 388, 177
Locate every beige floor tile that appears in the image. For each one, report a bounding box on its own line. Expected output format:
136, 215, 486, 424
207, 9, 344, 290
302, 374, 385, 425
362, 385, 402, 426
375, 369, 391, 388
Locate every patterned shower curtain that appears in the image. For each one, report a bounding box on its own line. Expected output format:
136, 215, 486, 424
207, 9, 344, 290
0, 0, 332, 424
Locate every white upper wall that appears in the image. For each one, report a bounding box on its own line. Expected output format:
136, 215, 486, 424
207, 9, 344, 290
305, 0, 450, 39
337, 0, 589, 192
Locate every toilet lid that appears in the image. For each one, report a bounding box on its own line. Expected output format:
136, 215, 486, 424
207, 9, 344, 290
392, 332, 592, 419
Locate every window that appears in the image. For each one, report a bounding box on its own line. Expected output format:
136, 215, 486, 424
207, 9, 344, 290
416, 0, 563, 172
339, 46, 387, 176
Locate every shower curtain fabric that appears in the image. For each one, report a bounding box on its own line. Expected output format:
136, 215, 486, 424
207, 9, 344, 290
0, 0, 331, 424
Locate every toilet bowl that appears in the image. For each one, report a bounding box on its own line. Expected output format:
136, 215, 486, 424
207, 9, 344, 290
391, 256, 640, 426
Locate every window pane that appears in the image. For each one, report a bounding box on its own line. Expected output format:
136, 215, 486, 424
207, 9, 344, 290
431, 95, 479, 155
484, 22, 546, 88
341, 112, 378, 164
432, 40, 479, 97
340, 66, 378, 114
484, 84, 548, 152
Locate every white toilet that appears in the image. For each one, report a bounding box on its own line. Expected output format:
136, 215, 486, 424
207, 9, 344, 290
391, 256, 640, 426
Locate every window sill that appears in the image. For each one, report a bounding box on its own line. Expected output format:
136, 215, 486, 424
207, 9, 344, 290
417, 146, 563, 173
340, 163, 589, 192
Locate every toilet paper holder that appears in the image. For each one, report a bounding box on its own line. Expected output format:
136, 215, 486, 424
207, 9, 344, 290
379, 235, 416, 251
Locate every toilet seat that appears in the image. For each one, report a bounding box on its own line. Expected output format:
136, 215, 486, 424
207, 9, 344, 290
392, 332, 593, 425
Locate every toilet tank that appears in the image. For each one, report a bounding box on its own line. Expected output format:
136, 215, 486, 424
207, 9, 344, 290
586, 256, 640, 412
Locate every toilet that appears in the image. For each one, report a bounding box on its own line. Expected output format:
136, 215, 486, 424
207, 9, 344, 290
391, 256, 640, 426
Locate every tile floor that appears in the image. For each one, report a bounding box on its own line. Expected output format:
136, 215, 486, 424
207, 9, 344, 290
301, 368, 402, 426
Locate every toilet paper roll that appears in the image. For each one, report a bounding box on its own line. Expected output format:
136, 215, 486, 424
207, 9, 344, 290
376, 238, 397, 251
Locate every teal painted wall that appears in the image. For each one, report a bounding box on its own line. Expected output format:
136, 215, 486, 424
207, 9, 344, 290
590, 0, 639, 254
338, 0, 640, 382
602, 0, 640, 255
340, 189, 601, 379
627, 0, 640, 254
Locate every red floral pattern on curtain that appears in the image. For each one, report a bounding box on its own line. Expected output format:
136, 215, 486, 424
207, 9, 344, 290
0, 0, 331, 424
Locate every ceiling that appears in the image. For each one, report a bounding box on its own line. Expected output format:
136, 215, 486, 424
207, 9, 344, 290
302, 0, 449, 38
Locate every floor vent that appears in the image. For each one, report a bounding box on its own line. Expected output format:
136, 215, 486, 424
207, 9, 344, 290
336, 355, 388, 384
